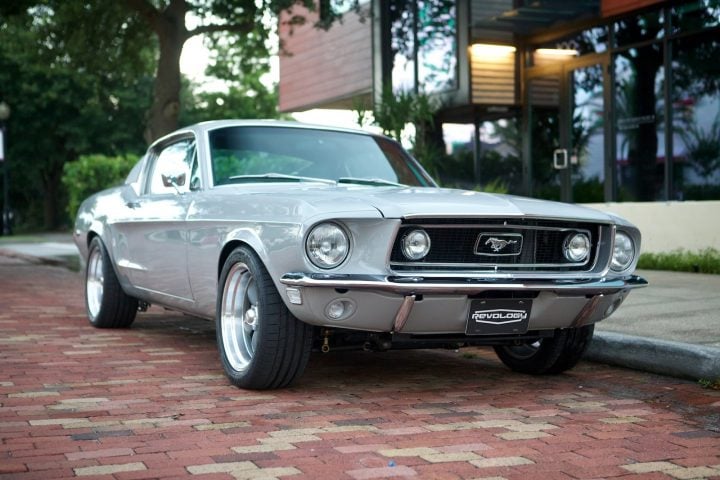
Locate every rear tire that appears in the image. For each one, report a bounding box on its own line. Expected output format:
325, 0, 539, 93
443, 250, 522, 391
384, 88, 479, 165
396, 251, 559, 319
493, 324, 594, 374
216, 245, 312, 390
85, 237, 137, 328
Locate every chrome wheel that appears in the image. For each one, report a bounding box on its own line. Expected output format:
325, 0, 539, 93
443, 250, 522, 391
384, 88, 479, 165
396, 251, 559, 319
86, 247, 104, 319
220, 262, 260, 372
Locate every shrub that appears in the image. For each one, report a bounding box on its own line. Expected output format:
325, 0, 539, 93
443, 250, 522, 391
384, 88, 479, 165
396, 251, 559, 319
478, 178, 510, 194
637, 248, 720, 274
62, 154, 139, 221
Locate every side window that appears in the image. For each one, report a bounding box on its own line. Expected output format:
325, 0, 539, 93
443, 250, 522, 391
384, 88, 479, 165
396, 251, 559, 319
147, 138, 196, 194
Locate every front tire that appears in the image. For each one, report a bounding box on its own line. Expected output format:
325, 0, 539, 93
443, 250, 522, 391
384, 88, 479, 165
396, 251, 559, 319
85, 237, 137, 328
216, 246, 312, 390
493, 325, 595, 374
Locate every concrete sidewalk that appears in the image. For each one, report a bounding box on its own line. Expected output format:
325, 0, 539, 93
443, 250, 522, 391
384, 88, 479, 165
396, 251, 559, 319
0, 233, 80, 269
586, 269, 720, 380
1, 232, 718, 380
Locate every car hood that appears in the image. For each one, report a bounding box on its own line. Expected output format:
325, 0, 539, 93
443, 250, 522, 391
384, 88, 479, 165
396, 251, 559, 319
351, 187, 613, 222
220, 184, 615, 223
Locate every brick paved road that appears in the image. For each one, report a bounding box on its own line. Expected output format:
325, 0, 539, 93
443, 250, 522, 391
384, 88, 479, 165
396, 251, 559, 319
1, 256, 719, 479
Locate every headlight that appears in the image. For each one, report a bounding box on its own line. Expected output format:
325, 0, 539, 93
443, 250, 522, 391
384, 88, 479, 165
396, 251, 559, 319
611, 231, 635, 272
306, 222, 349, 269
401, 229, 431, 260
563, 232, 590, 262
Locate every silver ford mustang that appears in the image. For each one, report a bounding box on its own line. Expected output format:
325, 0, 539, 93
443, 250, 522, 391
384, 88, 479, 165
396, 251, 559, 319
73, 120, 647, 389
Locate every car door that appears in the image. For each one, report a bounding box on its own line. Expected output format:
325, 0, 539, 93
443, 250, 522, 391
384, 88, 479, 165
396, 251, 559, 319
119, 135, 197, 306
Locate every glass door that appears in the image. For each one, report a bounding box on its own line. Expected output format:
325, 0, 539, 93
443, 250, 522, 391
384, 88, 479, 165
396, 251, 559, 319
525, 54, 609, 203
526, 67, 563, 201
569, 59, 606, 203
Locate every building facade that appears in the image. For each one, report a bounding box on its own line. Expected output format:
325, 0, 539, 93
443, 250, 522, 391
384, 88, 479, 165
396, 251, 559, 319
279, 1, 720, 242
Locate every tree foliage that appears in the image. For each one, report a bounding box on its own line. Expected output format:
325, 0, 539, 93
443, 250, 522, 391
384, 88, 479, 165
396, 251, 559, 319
0, 7, 152, 229
1, 0, 342, 229
179, 42, 283, 124
121, 0, 344, 141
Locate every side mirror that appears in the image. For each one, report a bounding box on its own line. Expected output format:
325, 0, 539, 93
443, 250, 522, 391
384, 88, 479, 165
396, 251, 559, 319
161, 172, 187, 188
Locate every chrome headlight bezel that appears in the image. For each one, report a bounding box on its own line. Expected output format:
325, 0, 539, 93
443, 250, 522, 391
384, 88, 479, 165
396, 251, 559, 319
563, 232, 591, 263
611, 231, 636, 272
305, 222, 350, 269
401, 229, 432, 260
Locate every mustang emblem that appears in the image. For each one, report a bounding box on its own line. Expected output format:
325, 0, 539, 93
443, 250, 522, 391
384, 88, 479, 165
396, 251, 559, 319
485, 237, 518, 252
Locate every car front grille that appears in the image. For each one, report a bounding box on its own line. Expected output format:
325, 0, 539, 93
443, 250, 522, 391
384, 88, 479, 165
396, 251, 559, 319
389, 218, 607, 273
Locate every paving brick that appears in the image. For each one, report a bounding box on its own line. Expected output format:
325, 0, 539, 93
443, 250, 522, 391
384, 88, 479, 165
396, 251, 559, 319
233, 443, 297, 453
0, 463, 28, 474
495, 431, 550, 441
346, 465, 417, 479
65, 447, 135, 460
334, 444, 393, 454
194, 421, 251, 431
420, 451, 481, 463
186, 461, 256, 474
621, 461, 679, 473
378, 447, 439, 457
470, 457, 535, 468
74, 462, 147, 476
666, 466, 720, 479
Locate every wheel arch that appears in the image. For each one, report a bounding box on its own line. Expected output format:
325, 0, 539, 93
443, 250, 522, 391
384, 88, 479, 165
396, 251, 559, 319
86, 230, 100, 248
85, 230, 135, 299
218, 240, 245, 280
218, 238, 268, 280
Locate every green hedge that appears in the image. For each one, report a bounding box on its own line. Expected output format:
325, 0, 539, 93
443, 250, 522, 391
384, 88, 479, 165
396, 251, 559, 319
637, 248, 720, 274
62, 154, 139, 221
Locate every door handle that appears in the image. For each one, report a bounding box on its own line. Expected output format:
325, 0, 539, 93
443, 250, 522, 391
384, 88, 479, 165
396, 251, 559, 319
126, 201, 141, 209
553, 149, 568, 170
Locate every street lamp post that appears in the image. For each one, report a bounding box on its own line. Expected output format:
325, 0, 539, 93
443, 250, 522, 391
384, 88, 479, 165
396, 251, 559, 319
0, 101, 11, 236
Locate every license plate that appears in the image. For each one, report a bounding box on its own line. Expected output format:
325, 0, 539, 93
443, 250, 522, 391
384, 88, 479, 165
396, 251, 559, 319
466, 299, 532, 335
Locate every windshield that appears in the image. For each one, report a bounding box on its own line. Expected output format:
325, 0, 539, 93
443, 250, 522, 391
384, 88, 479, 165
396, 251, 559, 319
208, 126, 433, 187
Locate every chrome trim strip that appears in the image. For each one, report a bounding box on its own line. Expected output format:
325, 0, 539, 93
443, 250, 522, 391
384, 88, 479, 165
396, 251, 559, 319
390, 261, 588, 268
280, 273, 648, 295
400, 213, 615, 223
405, 223, 598, 231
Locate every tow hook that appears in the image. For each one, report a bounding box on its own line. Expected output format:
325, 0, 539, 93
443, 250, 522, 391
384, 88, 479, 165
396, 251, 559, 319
321, 329, 331, 353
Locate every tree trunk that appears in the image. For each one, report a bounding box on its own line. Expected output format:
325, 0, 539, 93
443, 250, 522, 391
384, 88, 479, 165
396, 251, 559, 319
134, 0, 189, 144
42, 168, 63, 230
145, 31, 185, 143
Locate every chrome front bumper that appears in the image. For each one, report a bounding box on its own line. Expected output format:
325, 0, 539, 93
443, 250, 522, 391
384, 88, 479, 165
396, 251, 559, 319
278, 272, 647, 334
280, 272, 648, 295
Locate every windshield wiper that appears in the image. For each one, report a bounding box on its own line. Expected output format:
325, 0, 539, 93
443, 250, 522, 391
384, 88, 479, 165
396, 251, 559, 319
226, 173, 335, 185
337, 177, 405, 187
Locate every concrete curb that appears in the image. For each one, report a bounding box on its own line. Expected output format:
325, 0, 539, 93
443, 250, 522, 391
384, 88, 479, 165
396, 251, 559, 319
587, 331, 720, 380
0, 248, 80, 270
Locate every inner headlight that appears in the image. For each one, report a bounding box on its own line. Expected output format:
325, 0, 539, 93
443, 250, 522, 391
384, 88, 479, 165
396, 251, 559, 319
306, 222, 349, 269
563, 232, 591, 262
401, 229, 431, 260
611, 231, 635, 272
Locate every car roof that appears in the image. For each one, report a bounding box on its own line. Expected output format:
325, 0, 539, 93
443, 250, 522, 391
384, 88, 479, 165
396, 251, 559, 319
151, 119, 376, 148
